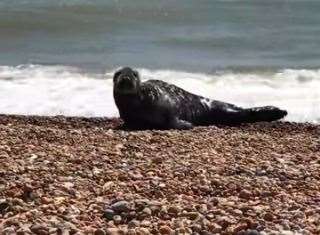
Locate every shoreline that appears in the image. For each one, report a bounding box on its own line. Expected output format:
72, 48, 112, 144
0, 114, 318, 128
0, 114, 319, 234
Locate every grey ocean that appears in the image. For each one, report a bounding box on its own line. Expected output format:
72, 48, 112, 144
0, 0, 319, 122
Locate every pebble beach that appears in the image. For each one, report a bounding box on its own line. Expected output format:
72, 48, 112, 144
0, 115, 319, 235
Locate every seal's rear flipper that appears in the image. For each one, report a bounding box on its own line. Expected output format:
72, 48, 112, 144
246, 106, 287, 122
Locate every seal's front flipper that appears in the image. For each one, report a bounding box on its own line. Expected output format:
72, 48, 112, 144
169, 117, 193, 130
246, 106, 287, 122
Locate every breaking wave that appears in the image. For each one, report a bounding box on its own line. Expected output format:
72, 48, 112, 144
0, 64, 319, 123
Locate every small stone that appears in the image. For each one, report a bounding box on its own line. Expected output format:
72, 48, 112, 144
175, 228, 186, 234
184, 212, 200, 220
233, 209, 243, 216
281, 220, 291, 230
128, 219, 140, 228
106, 228, 120, 235
239, 189, 252, 200
16, 231, 26, 235
136, 228, 150, 235
111, 201, 130, 213
41, 197, 52, 204
279, 231, 294, 235
198, 204, 208, 214
232, 223, 249, 234
173, 219, 184, 229
206, 213, 215, 219
152, 156, 163, 164
127, 229, 137, 235
2, 227, 15, 234
30, 224, 49, 235
56, 228, 70, 235
159, 226, 174, 235
201, 231, 213, 235
135, 199, 150, 209
95, 229, 106, 235
141, 220, 152, 227
216, 216, 234, 229
245, 229, 261, 235
103, 209, 115, 220
0, 200, 10, 214
238, 229, 261, 235
107, 220, 116, 227
210, 223, 222, 234
142, 207, 152, 217
113, 215, 122, 224
191, 224, 202, 233
127, 211, 137, 220
263, 212, 274, 221
149, 205, 161, 214
119, 228, 128, 234
21, 185, 36, 202
168, 205, 181, 215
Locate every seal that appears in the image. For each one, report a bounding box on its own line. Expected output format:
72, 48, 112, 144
113, 67, 288, 130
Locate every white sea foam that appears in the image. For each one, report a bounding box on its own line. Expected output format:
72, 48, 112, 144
0, 64, 320, 123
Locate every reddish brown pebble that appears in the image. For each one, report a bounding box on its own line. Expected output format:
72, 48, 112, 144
159, 226, 173, 235
239, 189, 252, 200
106, 228, 120, 235
264, 212, 274, 221
136, 227, 150, 235
95, 229, 106, 235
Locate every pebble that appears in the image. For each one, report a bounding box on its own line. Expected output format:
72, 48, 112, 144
210, 223, 223, 233
94, 229, 106, 235
140, 220, 152, 227
280, 231, 295, 235
0, 200, 10, 214
238, 229, 261, 235
2, 227, 15, 235
30, 224, 49, 235
175, 228, 186, 234
136, 228, 150, 235
168, 205, 181, 215
239, 189, 252, 200
183, 212, 200, 220
191, 224, 202, 233
128, 219, 140, 228
40, 197, 52, 204
103, 209, 115, 220
127, 229, 137, 235
106, 228, 120, 235
233, 209, 243, 216
264, 212, 274, 221
113, 215, 122, 224
201, 231, 213, 235
111, 201, 130, 213
159, 226, 174, 235
233, 223, 249, 234
142, 207, 152, 217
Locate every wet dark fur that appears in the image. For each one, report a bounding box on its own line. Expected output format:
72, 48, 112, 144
113, 67, 288, 130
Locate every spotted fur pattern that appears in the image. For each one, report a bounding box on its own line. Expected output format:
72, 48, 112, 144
113, 68, 288, 130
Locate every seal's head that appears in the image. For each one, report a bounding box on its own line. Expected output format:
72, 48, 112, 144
113, 67, 141, 95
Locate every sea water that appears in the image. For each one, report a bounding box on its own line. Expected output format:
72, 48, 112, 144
0, 0, 320, 122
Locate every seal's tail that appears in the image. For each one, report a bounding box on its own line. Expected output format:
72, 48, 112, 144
245, 106, 288, 123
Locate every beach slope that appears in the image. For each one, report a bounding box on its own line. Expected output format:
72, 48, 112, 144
0, 115, 319, 234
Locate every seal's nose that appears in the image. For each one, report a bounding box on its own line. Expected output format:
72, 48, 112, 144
119, 76, 133, 89
122, 76, 131, 83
